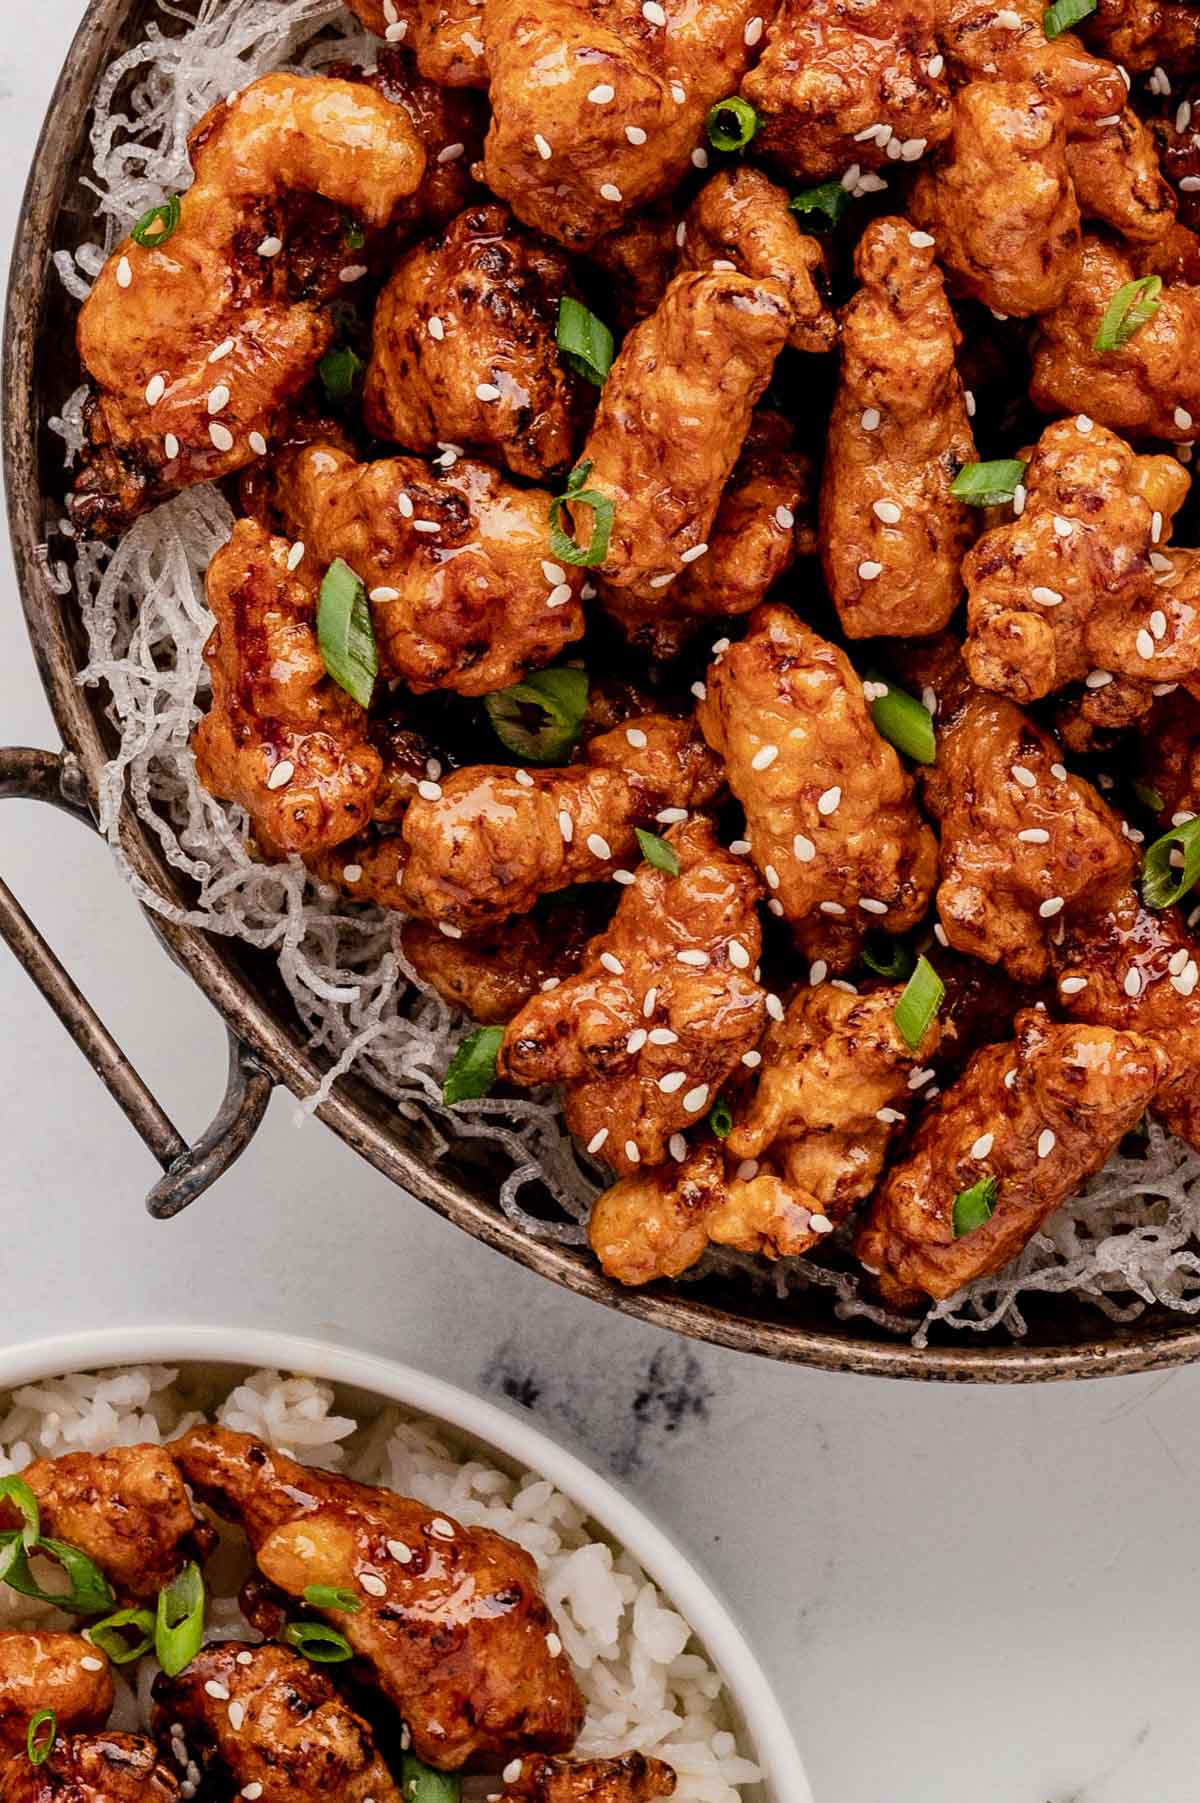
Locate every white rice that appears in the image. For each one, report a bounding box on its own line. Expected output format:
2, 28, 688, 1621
42, 0, 1200, 1346
0, 1365, 762, 1801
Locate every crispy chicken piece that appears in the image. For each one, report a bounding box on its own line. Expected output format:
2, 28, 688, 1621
1031, 236, 1200, 443
0, 1736, 179, 1803
908, 80, 1082, 317
696, 604, 938, 972
589, 1142, 728, 1285
855, 1009, 1170, 1305
500, 819, 766, 1176
577, 270, 791, 602
269, 442, 584, 696
678, 169, 837, 355
0, 1446, 214, 1605
962, 418, 1194, 710
1081, 0, 1200, 72
152, 1643, 401, 1803
1141, 690, 1200, 831
363, 204, 587, 480
740, 0, 952, 183
173, 1427, 582, 1771
362, 49, 487, 240
401, 892, 607, 1022
70, 75, 424, 538
819, 216, 976, 641
193, 520, 382, 859
343, 0, 487, 87
587, 206, 680, 331
482, 0, 763, 250
499, 1754, 677, 1801
0, 1636, 112, 1758
399, 714, 723, 928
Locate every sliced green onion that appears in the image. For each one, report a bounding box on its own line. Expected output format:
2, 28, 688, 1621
634, 828, 680, 877
342, 213, 366, 251
3, 1538, 115, 1616
709, 1097, 734, 1139
155, 1562, 205, 1678
1044, 0, 1096, 37
1093, 275, 1162, 352
0, 1476, 41, 1550
861, 934, 915, 982
86, 1607, 156, 1665
302, 1585, 362, 1613
442, 1026, 505, 1106
556, 297, 614, 386
1141, 816, 1200, 909
953, 1175, 998, 1238
789, 180, 850, 229
865, 673, 936, 765
548, 461, 615, 568
706, 96, 759, 153
319, 345, 364, 405
894, 955, 944, 1053
130, 194, 181, 248
282, 1620, 354, 1663
949, 459, 1028, 507
484, 666, 588, 764
400, 1752, 462, 1802
0, 1535, 24, 1586
26, 1710, 56, 1768
318, 559, 378, 710
1134, 782, 1165, 814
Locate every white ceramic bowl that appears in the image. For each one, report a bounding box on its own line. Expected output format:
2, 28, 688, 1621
0, 1325, 810, 1802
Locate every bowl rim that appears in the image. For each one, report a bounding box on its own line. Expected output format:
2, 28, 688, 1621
0, 1323, 812, 1800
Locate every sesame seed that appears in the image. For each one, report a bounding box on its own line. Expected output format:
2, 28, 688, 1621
809, 959, 828, 986
691, 681, 707, 701
541, 560, 566, 584
1004, 1068, 1017, 1090
534, 133, 553, 160
876, 1106, 905, 1124
626, 727, 648, 749
266, 759, 294, 791
841, 164, 862, 192
546, 1632, 563, 1657
207, 384, 230, 415
649, 572, 676, 589
1076, 414, 1094, 433
1175, 407, 1194, 430
677, 949, 710, 967
205, 1682, 230, 1702
242, 1787, 263, 1799
642, 0, 667, 16
909, 230, 936, 249
1059, 976, 1088, 995
1011, 764, 1037, 788
680, 542, 709, 564
626, 124, 648, 144
1150, 610, 1167, 640
398, 493, 414, 518
600, 951, 624, 975
1051, 763, 1067, 780
475, 382, 501, 403
343, 864, 363, 884
1124, 967, 1143, 997
599, 182, 623, 202
418, 780, 442, 801
626, 1028, 648, 1054
1151, 510, 1163, 544
286, 541, 305, 572
793, 833, 816, 862
257, 236, 283, 258
624, 1140, 641, 1163
1017, 828, 1050, 844
430, 1517, 455, 1540
818, 786, 841, 815
228, 1703, 246, 1732
729, 839, 751, 855
928, 52, 944, 74
659, 1070, 687, 1093
1171, 948, 1190, 975
145, 374, 166, 407
657, 807, 687, 824
858, 560, 883, 580
1053, 515, 1072, 538
1038, 896, 1064, 918
588, 83, 615, 103
649, 1027, 677, 1045
1137, 628, 1156, 660
899, 136, 927, 160
80, 1656, 104, 1672
412, 520, 440, 535
436, 142, 465, 164
587, 1128, 609, 1154
1037, 1129, 1056, 1159
386, 18, 407, 37
970, 1132, 994, 1159
339, 265, 368, 284
427, 316, 445, 342
514, 769, 534, 788
751, 745, 779, 771
670, 81, 687, 103
742, 1049, 762, 1069
556, 810, 574, 844
809, 1213, 834, 1234
1151, 551, 1173, 572
369, 585, 400, 603
438, 922, 462, 940
1085, 670, 1113, 689
766, 994, 785, 1022
248, 431, 268, 457
669, 1133, 688, 1161
587, 833, 612, 859
683, 1084, 709, 1113
859, 897, 888, 915
164, 433, 180, 460
861, 408, 881, 432
934, 923, 948, 947
1031, 586, 1063, 607
873, 499, 902, 524
820, 900, 846, 915
209, 422, 234, 452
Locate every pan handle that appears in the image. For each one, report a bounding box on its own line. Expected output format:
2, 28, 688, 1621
0, 746, 273, 1217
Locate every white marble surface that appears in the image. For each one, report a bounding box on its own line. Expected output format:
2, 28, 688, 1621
4, 8, 1200, 1799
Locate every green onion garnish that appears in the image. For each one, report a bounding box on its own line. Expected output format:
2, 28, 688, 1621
317, 559, 378, 710
26, 1710, 56, 1768
953, 1175, 998, 1238
319, 345, 365, 405
789, 180, 851, 229
302, 1585, 363, 1613
342, 213, 366, 251
2, 1537, 114, 1616
130, 194, 182, 248
1093, 275, 1162, 352
556, 297, 614, 386
1134, 782, 1165, 815
548, 461, 615, 568
709, 1096, 734, 1139
86, 1607, 156, 1665
861, 934, 915, 982
400, 1752, 462, 1802
0, 1476, 41, 1550
949, 459, 1028, 507
634, 828, 680, 877
1043, 0, 1096, 37
155, 1562, 205, 1678
706, 96, 759, 153
1141, 816, 1200, 909
894, 955, 944, 1053
442, 1026, 505, 1106
282, 1621, 354, 1663
865, 674, 936, 765
484, 666, 588, 764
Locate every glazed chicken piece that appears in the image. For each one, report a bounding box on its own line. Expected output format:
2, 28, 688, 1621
363, 203, 588, 480
401, 892, 608, 1022
962, 418, 1194, 712
577, 269, 791, 603
740, 0, 952, 184
0, 1736, 179, 1803
152, 1643, 401, 1803
0, 1636, 112, 1757
819, 216, 976, 641
499, 1753, 677, 1801
399, 714, 723, 929
587, 206, 680, 331
482, 0, 764, 251
71, 74, 424, 538
343, 0, 487, 88
268, 442, 584, 696
855, 1010, 1170, 1306
499, 819, 766, 1176
588, 1141, 728, 1286
193, 520, 382, 859
678, 169, 837, 355
1081, 0, 1200, 72
696, 604, 938, 972
173, 1427, 583, 1771
1140, 690, 1200, 831
908, 81, 1082, 318
361, 49, 487, 241
1031, 236, 1200, 443
0, 1445, 214, 1605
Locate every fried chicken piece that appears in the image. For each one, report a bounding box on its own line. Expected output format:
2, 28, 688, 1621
855, 1009, 1170, 1305
589, 1142, 728, 1285
962, 418, 1194, 710
401, 892, 607, 1022
0, 1636, 112, 1758
1081, 0, 1200, 71
908, 80, 1082, 317
696, 604, 938, 972
1155, 82, 1200, 236
1141, 689, 1200, 831
363, 204, 587, 480
192, 521, 382, 859
399, 714, 722, 929
70, 75, 424, 538
269, 442, 584, 696
152, 1643, 400, 1803
343, 0, 487, 87
1031, 236, 1200, 443
0, 1736, 179, 1803
499, 1753, 677, 1801
678, 169, 837, 355
482, 0, 763, 251
0, 1446, 214, 1605
500, 819, 765, 1176
740, 0, 951, 184
819, 216, 976, 641
587, 206, 680, 331
577, 270, 791, 603
363, 49, 487, 240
